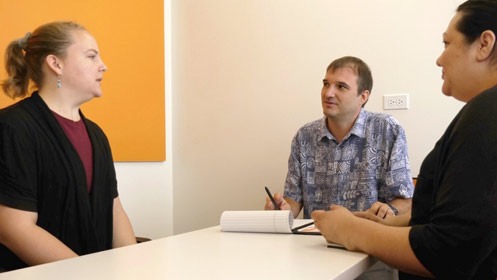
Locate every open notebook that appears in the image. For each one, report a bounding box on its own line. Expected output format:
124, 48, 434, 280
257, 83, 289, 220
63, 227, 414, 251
219, 210, 319, 234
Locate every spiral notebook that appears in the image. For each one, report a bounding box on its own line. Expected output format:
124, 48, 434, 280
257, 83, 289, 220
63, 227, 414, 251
219, 210, 320, 235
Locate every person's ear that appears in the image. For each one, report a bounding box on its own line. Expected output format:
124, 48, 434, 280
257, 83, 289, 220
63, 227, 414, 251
476, 30, 496, 62
360, 90, 370, 106
45, 54, 63, 75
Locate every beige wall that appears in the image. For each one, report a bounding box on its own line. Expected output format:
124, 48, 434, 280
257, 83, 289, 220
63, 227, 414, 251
118, 0, 467, 238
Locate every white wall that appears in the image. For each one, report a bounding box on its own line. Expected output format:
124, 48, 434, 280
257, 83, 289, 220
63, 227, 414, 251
114, 162, 172, 239
117, 0, 468, 238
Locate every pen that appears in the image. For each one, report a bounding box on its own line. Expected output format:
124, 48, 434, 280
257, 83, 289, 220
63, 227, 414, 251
264, 186, 280, 210
291, 221, 314, 232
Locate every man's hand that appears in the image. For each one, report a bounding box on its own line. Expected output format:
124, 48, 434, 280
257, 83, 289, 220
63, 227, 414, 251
367, 201, 396, 219
355, 210, 411, 227
264, 192, 291, 211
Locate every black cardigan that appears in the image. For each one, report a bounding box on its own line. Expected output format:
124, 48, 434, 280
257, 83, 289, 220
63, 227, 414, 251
0, 92, 118, 270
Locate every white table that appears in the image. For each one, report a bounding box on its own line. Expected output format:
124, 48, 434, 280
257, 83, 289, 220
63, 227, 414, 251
0, 226, 375, 280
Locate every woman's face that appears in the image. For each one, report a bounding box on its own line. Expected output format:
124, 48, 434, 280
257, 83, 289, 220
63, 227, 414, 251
60, 30, 107, 101
436, 12, 479, 102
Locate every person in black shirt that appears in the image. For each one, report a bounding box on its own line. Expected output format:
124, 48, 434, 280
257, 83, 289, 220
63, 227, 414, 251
313, 1, 497, 279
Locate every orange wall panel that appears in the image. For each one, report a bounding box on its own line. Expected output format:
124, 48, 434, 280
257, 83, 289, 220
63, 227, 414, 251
0, 0, 165, 161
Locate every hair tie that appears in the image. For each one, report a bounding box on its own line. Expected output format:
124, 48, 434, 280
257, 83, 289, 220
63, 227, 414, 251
17, 32, 31, 50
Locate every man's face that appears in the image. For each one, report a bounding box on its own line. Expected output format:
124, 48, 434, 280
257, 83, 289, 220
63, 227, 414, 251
321, 67, 369, 123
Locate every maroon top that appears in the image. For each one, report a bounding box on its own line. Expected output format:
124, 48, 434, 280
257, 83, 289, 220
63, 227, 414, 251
53, 112, 93, 192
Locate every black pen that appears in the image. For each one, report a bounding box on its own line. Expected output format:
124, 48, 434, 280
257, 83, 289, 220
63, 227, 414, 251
291, 221, 314, 232
264, 186, 280, 210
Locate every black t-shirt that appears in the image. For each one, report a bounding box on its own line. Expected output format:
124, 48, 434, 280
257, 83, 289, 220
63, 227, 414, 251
401, 86, 497, 279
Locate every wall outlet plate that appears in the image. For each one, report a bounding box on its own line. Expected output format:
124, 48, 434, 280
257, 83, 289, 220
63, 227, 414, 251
383, 94, 409, 110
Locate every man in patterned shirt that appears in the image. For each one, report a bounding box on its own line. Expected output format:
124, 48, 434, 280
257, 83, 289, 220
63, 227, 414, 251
265, 56, 414, 220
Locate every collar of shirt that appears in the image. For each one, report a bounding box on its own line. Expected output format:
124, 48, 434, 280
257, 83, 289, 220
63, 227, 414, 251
318, 109, 367, 143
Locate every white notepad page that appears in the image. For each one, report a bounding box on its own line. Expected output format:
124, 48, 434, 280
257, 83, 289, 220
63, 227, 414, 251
220, 210, 294, 233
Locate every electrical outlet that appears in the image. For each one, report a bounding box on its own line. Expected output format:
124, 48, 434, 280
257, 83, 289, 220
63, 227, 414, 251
383, 94, 409, 110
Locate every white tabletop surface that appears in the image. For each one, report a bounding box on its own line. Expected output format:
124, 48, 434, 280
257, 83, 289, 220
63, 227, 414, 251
0, 225, 375, 280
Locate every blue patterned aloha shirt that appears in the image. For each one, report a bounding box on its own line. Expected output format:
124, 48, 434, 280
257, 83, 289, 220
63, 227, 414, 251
284, 110, 414, 218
